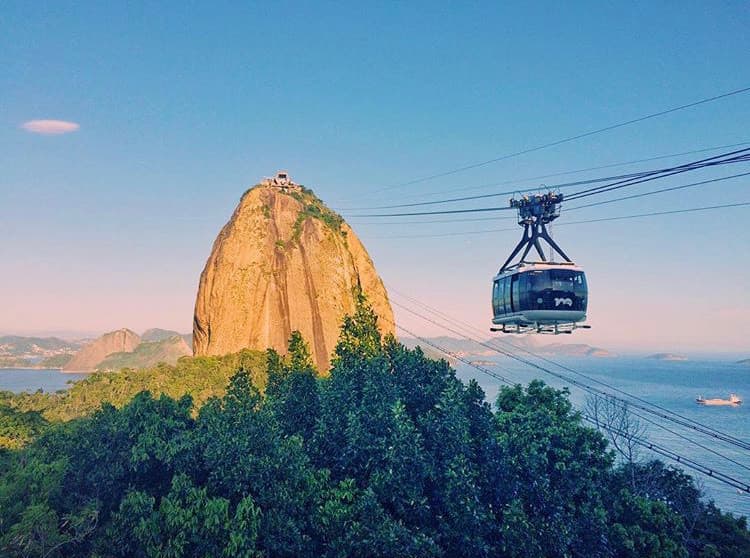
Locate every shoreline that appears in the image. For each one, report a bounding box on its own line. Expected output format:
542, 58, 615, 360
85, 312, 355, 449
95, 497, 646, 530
0, 367, 91, 373
0, 366, 63, 371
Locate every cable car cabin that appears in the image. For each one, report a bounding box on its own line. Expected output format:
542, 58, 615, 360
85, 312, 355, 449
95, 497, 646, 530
491, 262, 588, 334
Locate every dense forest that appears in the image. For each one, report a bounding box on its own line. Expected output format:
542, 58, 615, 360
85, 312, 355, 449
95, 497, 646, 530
1, 300, 748, 557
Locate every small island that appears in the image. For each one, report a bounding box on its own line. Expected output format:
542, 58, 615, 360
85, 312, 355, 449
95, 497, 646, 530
737, 358, 750, 366
647, 353, 688, 362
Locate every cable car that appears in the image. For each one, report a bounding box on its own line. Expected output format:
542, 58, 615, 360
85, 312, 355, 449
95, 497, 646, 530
492, 262, 588, 333
491, 192, 590, 334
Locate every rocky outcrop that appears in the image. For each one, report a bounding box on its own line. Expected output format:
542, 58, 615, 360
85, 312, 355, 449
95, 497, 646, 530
98, 336, 192, 370
193, 181, 394, 371
64, 328, 141, 371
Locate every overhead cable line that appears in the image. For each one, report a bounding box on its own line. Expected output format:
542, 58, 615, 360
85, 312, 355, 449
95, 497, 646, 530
341, 141, 750, 203
350, 149, 750, 217
567, 171, 750, 212
389, 319, 750, 493
365, 201, 750, 238
349, 215, 516, 226
351, 204, 514, 218
389, 297, 750, 453
388, 289, 750, 468
350, 172, 750, 226
564, 148, 750, 200
376, 86, 750, 190
345, 147, 750, 213
340, 169, 656, 211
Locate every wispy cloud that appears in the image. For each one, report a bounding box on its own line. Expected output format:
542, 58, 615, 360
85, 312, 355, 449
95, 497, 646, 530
21, 119, 80, 135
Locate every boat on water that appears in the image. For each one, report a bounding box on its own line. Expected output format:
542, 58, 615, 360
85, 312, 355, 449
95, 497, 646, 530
696, 393, 742, 406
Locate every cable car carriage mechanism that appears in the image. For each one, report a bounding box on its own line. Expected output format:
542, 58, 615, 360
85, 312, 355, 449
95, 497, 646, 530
491, 192, 590, 335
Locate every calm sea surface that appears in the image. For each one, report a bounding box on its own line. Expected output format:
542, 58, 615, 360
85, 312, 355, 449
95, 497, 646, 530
1, 360, 748, 516
0, 368, 88, 393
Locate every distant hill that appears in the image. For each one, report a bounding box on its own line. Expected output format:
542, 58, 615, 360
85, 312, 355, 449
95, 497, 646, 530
737, 358, 750, 366
3, 349, 268, 424
38, 354, 74, 368
0, 356, 35, 368
647, 353, 688, 362
140, 329, 192, 349
64, 329, 142, 372
0, 336, 82, 368
540, 343, 615, 358
141, 328, 183, 343
400, 336, 613, 360
0, 336, 80, 354
98, 336, 191, 370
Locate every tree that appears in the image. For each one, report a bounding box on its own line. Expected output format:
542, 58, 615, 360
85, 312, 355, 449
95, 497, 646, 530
607, 489, 687, 558
1, 298, 747, 557
107, 474, 263, 558
493, 381, 614, 557
195, 369, 321, 557
265, 333, 320, 442
586, 394, 648, 477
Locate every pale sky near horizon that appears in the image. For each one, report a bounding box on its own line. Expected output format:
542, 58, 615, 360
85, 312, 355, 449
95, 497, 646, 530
1, 2, 749, 353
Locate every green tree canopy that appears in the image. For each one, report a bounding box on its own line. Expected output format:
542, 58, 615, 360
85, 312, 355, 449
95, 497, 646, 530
0, 297, 746, 557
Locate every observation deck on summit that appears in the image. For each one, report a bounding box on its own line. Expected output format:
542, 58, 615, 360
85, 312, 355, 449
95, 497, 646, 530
262, 170, 301, 192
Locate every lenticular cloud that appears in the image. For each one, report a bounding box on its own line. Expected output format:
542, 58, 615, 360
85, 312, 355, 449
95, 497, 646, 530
21, 119, 80, 135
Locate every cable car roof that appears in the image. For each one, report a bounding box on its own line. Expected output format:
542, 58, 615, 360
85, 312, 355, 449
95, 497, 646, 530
493, 261, 584, 280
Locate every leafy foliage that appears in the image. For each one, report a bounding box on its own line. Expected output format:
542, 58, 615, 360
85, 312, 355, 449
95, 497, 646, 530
0, 350, 266, 428
0, 299, 746, 557
284, 187, 345, 247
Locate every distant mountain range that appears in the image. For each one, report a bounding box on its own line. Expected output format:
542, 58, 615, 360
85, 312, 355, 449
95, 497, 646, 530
647, 353, 689, 361
0, 329, 192, 371
0, 335, 84, 368
97, 336, 192, 371
400, 336, 615, 361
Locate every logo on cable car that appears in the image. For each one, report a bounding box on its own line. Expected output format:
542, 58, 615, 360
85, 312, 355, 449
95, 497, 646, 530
554, 297, 573, 307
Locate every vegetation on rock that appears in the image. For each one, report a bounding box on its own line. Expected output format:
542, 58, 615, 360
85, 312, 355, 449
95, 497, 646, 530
285, 186, 345, 247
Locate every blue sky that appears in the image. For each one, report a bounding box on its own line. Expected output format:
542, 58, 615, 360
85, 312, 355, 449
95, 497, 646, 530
1, 2, 749, 352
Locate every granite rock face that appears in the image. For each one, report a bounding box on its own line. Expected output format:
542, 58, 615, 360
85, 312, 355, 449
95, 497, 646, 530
193, 182, 394, 372
64, 328, 141, 371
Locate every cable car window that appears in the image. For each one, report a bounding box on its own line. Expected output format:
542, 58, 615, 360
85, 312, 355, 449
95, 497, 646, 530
549, 270, 586, 293
511, 274, 520, 313
528, 270, 549, 291
519, 273, 531, 311
497, 278, 504, 314
492, 280, 500, 314
503, 277, 511, 314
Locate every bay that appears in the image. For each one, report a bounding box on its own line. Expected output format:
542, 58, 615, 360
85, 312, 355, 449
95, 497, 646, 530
0, 368, 88, 393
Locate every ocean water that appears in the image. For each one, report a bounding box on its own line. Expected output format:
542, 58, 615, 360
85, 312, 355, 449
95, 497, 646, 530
454, 356, 750, 517
0, 368, 88, 393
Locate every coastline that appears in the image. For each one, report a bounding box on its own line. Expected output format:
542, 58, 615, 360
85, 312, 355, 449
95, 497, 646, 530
0, 366, 63, 371
0, 367, 92, 374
